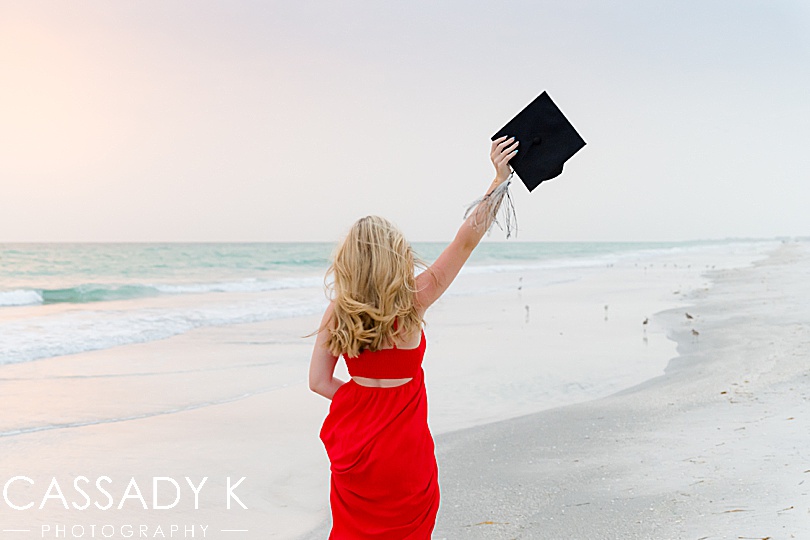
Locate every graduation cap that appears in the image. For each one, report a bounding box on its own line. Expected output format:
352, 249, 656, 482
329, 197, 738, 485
492, 91, 586, 192
464, 91, 586, 238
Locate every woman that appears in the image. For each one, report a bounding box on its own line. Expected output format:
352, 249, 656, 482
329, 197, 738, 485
308, 135, 519, 538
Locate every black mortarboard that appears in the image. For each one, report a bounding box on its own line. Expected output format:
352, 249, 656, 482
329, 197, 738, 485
491, 91, 586, 192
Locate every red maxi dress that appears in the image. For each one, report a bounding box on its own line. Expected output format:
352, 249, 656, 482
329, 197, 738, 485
319, 324, 440, 539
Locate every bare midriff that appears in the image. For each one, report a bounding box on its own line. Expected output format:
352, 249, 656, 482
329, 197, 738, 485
351, 376, 413, 388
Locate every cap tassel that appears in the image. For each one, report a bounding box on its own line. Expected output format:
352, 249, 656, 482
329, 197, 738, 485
463, 172, 518, 239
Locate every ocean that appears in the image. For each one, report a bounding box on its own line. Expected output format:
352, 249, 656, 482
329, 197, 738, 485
0, 239, 780, 365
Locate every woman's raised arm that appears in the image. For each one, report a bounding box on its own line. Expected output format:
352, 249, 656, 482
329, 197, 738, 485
415, 136, 519, 311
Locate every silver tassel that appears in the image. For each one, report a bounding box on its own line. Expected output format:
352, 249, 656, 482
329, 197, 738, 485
463, 172, 518, 239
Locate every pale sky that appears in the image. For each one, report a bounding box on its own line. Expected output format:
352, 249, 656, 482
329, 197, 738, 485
1, 1, 808, 243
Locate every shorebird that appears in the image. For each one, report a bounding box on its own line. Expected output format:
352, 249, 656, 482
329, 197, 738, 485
642, 317, 649, 326
691, 328, 700, 343
685, 312, 694, 320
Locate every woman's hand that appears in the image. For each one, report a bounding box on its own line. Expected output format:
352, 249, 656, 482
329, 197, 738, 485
491, 136, 519, 184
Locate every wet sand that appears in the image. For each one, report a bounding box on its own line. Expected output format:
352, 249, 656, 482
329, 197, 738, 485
429, 240, 809, 539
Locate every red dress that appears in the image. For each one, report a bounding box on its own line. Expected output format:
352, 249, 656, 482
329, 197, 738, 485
319, 325, 440, 539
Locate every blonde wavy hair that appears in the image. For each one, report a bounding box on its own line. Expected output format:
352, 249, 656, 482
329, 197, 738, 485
320, 215, 428, 358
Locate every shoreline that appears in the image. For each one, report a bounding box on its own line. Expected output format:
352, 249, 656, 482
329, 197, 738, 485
426, 239, 809, 539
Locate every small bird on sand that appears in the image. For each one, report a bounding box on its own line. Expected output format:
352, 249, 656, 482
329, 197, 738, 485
642, 317, 649, 326
691, 328, 700, 343
685, 312, 694, 320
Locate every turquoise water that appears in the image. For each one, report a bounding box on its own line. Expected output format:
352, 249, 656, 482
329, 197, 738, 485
0, 240, 759, 306
0, 239, 780, 364
0, 243, 334, 303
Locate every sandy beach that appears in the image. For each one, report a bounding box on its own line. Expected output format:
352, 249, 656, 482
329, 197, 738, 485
302, 239, 809, 539
2, 239, 806, 540
426, 239, 810, 539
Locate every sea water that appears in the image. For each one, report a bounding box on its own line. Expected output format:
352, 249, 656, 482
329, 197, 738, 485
0, 239, 783, 365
